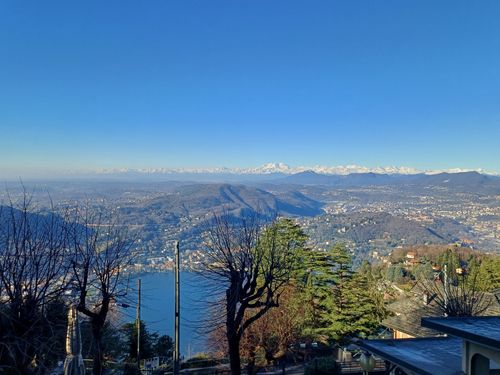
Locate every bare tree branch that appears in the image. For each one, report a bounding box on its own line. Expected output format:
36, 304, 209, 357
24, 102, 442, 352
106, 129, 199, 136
201, 213, 303, 375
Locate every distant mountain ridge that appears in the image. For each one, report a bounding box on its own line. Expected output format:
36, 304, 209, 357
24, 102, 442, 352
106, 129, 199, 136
278, 170, 500, 193
91, 162, 499, 177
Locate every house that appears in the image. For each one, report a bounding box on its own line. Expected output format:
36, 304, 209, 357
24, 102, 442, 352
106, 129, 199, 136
359, 316, 500, 375
383, 287, 500, 340
382, 289, 442, 339
404, 252, 420, 267
406, 251, 417, 260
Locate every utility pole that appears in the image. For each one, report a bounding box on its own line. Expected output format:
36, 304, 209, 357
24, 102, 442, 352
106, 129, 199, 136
443, 264, 448, 317
173, 241, 180, 375
137, 278, 141, 369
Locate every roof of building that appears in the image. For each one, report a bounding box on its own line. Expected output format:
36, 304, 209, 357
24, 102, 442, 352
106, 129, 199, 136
383, 284, 500, 337
358, 337, 463, 375
421, 316, 500, 350
383, 307, 442, 337
382, 288, 443, 337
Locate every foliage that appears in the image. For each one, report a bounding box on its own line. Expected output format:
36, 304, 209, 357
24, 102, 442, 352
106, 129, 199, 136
437, 248, 462, 275
475, 255, 500, 292
312, 245, 387, 341
412, 262, 434, 281
154, 334, 174, 358
357, 261, 388, 324
122, 320, 173, 361
329, 244, 354, 311
296, 245, 345, 338
0, 299, 68, 373
327, 272, 386, 340
289, 243, 388, 343
385, 264, 406, 284
239, 284, 306, 365
418, 251, 491, 316
203, 215, 306, 375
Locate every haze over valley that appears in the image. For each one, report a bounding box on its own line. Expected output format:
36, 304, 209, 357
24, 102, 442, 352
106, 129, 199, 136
4, 167, 498, 270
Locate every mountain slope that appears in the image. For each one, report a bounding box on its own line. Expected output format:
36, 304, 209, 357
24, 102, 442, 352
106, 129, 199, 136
118, 183, 324, 222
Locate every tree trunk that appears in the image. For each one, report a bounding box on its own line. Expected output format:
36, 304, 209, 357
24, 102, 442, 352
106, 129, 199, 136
227, 334, 242, 375
92, 319, 104, 375
226, 279, 242, 375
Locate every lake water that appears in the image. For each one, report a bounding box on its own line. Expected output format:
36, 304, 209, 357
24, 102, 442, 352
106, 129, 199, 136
125, 272, 219, 357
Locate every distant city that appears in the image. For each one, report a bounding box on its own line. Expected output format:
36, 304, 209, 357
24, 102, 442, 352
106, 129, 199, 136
3, 168, 498, 273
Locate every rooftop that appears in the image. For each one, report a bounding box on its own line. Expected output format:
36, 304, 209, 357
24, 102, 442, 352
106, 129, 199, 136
383, 286, 500, 338
383, 296, 442, 338
358, 337, 463, 375
421, 316, 500, 350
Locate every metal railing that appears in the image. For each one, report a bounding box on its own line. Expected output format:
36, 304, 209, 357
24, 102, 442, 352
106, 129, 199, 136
338, 359, 386, 374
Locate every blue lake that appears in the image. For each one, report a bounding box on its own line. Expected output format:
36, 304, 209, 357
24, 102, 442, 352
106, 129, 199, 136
124, 272, 219, 357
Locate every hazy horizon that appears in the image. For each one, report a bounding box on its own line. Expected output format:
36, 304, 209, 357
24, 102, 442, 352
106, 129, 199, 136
1, 161, 499, 182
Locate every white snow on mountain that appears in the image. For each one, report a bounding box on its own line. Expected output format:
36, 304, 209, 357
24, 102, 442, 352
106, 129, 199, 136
92, 163, 499, 176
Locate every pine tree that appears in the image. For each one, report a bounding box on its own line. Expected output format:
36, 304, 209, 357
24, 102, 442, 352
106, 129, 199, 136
297, 247, 338, 336
475, 255, 500, 292
438, 248, 462, 278
340, 273, 384, 338
330, 244, 354, 313
385, 264, 405, 283
301, 244, 354, 340
321, 246, 386, 341
288, 242, 388, 342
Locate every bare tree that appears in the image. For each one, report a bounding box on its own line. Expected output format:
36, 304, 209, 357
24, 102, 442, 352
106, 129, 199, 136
419, 255, 491, 317
69, 207, 134, 375
208, 284, 305, 371
203, 214, 303, 375
0, 192, 71, 373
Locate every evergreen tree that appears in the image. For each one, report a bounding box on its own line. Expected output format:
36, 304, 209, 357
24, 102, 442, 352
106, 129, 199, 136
385, 264, 405, 284
123, 320, 173, 361
318, 246, 386, 341
437, 248, 462, 279
300, 244, 355, 340
154, 335, 174, 358
296, 247, 337, 337
81, 319, 125, 362
328, 272, 385, 339
358, 261, 387, 323
475, 255, 500, 292
413, 261, 434, 281
330, 244, 354, 313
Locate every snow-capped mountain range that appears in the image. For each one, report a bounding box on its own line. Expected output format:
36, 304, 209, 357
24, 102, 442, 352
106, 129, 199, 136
93, 163, 499, 176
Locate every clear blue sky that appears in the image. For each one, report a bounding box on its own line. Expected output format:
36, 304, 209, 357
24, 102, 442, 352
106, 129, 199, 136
1, 0, 499, 175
